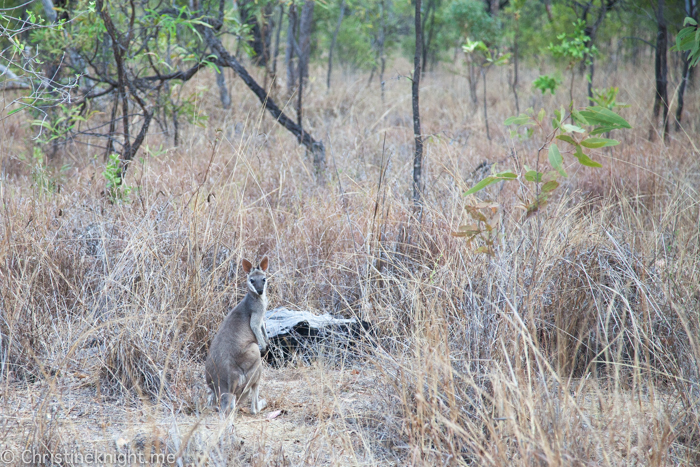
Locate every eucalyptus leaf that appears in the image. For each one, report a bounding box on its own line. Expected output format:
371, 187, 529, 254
580, 137, 619, 148
574, 148, 603, 168
548, 144, 567, 178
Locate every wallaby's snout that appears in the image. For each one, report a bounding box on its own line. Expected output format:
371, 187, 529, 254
248, 273, 266, 295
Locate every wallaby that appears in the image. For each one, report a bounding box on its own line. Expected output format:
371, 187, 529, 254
205, 256, 270, 415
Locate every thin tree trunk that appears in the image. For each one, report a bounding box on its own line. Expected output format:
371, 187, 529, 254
298, 1, 315, 86
583, 0, 611, 101
327, 0, 345, 90
286, 4, 298, 96
511, 27, 520, 113
569, 68, 575, 108
587, 60, 595, 102
239, 0, 273, 66
674, 0, 697, 131
482, 68, 490, 140
468, 59, 478, 105
296, 0, 314, 137
413, 0, 423, 209
650, 0, 669, 141
422, 0, 436, 73
271, 5, 284, 84
675, 52, 691, 131
216, 68, 231, 109
379, 0, 386, 101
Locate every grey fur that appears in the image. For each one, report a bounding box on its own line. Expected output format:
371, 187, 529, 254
205, 256, 269, 415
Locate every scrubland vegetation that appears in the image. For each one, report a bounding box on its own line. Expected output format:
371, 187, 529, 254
2, 0, 700, 465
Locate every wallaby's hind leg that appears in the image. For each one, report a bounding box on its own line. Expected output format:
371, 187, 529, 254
249, 382, 267, 414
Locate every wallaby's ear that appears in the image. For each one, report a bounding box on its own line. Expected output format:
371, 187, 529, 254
259, 256, 269, 272
241, 258, 253, 273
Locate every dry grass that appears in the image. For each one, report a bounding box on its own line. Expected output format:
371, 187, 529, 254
1, 55, 699, 465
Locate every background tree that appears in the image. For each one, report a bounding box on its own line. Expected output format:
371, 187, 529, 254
413, 0, 423, 210
651, 0, 670, 141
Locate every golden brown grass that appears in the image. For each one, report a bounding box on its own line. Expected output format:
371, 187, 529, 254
1, 55, 699, 465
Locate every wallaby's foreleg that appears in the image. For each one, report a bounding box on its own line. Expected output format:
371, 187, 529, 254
250, 311, 268, 352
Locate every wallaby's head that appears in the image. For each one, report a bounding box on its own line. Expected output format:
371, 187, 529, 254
241, 256, 269, 296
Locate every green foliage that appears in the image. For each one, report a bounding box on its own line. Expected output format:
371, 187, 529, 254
671, 17, 700, 67
31, 104, 93, 145
532, 74, 561, 95
18, 147, 70, 195
450, 0, 501, 45
588, 86, 627, 110
103, 154, 132, 203
460, 103, 631, 254
548, 19, 597, 68
462, 38, 510, 66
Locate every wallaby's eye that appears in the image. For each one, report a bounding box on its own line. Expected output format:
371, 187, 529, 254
262, 278, 266, 283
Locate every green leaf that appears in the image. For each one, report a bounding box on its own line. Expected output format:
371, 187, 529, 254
464, 177, 499, 195
541, 180, 559, 193
504, 115, 530, 126
579, 106, 631, 129
589, 126, 616, 136
7, 106, 26, 116
464, 172, 517, 195
580, 137, 619, 148
561, 123, 585, 133
556, 135, 577, 145
573, 148, 602, 168
548, 143, 567, 178
571, 109, 589, 126
494, 171, 518, 179
525, 170, 543, 182
537, 108, 546, 122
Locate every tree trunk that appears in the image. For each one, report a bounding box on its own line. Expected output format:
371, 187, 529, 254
296, 0, 315, 140
468, 59, 478, 105
271, 5, 284, 86
674, 52, 690, 131
674, 0, 698, 131
216, 68, 231, 109
650, 0, 669, 141
511, 26, 520, 113
482, 68, 490, 140
298, 1, 315, 86
327, 0, 345, 90
587, 60, 595, 102
286, 4, 298, 96
379, 0, 386, 101
422, 0, 436, 74
582, 0, 611, 101
413, 0, 423, 209
239, 0, 274, 66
